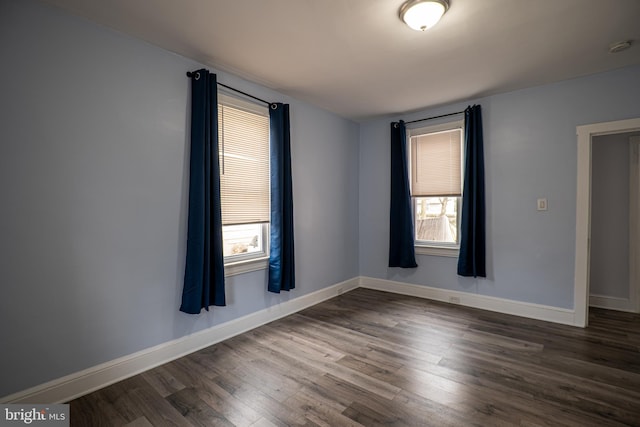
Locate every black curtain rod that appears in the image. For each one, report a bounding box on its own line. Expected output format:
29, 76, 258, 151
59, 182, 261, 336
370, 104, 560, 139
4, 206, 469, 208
186, 71, 272, 107
405, 110, 465, 125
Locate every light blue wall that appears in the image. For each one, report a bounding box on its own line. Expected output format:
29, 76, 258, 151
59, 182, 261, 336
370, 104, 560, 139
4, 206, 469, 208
359, 64, 640, 308
0, 0, 359, 398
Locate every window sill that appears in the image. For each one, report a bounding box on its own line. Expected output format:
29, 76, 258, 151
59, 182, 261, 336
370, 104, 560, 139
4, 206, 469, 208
415, 245, 459, 258
224, 257, 269, 277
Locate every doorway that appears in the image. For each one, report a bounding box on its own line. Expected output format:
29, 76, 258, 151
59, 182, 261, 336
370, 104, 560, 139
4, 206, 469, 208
589, 133, 640, 312
575, 118, 640, 327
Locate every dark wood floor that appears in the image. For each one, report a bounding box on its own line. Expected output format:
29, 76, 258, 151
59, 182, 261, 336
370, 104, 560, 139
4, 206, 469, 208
69, 288, 640, 426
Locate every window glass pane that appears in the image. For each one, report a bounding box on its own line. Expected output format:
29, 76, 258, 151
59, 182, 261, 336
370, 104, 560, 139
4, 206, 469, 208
415, 197, 458, 243
222, 223, 264, 258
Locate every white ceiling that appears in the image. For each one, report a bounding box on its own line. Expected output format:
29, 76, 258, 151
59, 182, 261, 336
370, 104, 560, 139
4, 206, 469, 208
43, 0, 640, 121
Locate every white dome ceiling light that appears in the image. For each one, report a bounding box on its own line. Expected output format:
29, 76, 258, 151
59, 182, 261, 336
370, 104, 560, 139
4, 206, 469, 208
400, 0, 449, 31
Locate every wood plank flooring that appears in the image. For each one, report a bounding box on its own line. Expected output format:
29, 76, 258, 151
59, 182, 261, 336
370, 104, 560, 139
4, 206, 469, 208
69, 288, 640, 426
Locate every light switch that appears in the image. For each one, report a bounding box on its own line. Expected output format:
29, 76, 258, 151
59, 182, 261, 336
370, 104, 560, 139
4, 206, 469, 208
537, 198, 548, 211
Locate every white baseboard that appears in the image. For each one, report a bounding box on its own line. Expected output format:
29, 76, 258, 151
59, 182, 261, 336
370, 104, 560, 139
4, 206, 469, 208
359, 276, 576, 326
590, 294, 637, 312
3, 275, 580, 404
1, 277, 360, 405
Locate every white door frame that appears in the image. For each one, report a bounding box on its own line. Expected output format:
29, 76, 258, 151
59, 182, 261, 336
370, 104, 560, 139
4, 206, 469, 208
575, 117, 640, 327
629, 137, 640, 314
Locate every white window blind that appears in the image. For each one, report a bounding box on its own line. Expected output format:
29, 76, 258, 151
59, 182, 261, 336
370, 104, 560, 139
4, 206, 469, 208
218, 93, 270, 225
410, 127, 462, 197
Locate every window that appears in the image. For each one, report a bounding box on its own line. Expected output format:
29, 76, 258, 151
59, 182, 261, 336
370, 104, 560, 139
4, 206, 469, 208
218, 93, 270, 270
408, 120, 464, 256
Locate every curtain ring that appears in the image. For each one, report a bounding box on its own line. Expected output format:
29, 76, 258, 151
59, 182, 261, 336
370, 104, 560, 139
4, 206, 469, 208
270, 103, 278, 110
194, 72, 200, 80
393, 122, 398, 128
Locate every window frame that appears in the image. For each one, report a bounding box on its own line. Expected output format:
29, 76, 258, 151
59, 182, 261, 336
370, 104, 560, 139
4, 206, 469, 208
218, 91, 271, 275
407, 119, 464, 257
222, 225, 269, 265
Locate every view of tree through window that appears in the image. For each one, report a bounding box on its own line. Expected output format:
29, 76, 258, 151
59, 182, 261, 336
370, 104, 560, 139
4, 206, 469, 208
415, 197, 458, 243
222, 223, 265, 257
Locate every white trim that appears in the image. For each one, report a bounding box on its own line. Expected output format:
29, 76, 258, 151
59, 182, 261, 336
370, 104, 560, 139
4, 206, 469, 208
2, 274, 588, 404
218, 91, 269, 117
575, 125, 591, 327
407, 119, 464, 135
359, 276, 575, 326
589, 294, 637, 312
575, 117, 640, 327
414, 245, 459, 258
224, 257, 268, 276
0, 278, 360, 404
630, 137, 640, 313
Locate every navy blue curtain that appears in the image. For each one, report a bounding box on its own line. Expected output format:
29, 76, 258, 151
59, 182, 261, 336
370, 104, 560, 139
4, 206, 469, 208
389, 120, 418, 268
268, 103, 295, 293
457, 105, 486, 277
180, 69, 226, 314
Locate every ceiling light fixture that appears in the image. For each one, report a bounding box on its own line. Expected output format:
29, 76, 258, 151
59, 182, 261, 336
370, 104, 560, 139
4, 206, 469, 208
400, 0, 449, 31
